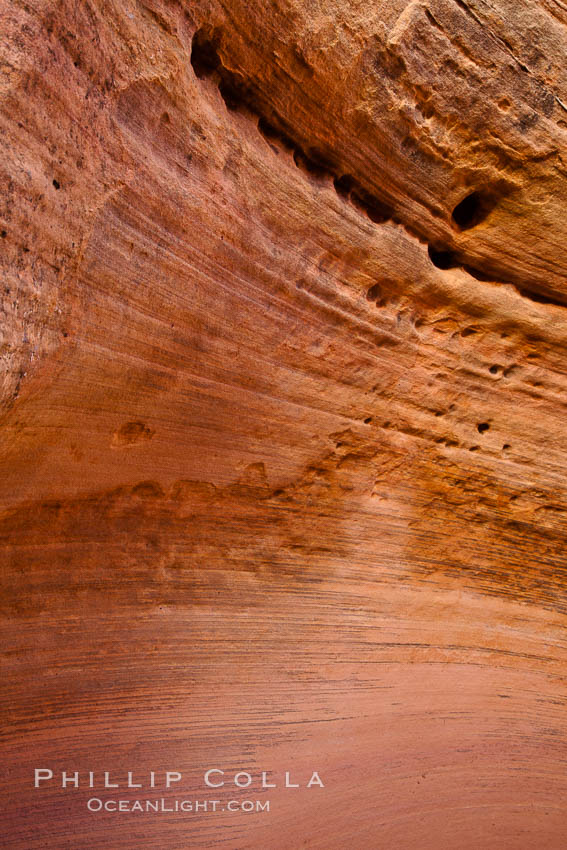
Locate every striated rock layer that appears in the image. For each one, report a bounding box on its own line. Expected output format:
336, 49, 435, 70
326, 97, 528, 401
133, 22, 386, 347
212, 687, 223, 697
1, 1, 567, 847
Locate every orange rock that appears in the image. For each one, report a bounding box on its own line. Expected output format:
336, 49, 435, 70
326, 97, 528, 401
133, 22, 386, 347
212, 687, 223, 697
1, 1, 567, 847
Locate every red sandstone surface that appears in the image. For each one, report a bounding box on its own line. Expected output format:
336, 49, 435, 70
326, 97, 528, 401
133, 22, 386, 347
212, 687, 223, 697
1, 1, 567, 847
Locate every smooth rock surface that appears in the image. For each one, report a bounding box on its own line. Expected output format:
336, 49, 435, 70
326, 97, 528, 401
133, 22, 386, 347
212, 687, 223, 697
1, 1, 567, 847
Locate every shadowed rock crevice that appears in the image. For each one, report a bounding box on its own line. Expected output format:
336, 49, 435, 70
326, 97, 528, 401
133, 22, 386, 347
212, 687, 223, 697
191, 27, 567, 312
191, 27, 394, 224
451, 189, 500, 230
427, 244, 567, 309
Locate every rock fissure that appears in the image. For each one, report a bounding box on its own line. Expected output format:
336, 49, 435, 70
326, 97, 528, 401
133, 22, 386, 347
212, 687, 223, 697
191, 25, 567, 315
190, 26, 395, 225
427, 244, 567, 309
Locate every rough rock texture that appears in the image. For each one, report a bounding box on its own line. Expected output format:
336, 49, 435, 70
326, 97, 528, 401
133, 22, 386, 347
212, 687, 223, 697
1, 1, 567, 847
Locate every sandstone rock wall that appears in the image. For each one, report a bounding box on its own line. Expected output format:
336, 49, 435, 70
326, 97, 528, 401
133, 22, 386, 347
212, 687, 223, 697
1, 2, 567, 847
